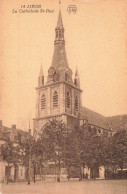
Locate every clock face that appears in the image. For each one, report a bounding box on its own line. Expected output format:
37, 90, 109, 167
48, 67, 55, 76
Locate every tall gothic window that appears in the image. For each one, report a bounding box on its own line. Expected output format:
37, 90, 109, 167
41, 94, 46, 109
53, 91, 58, 108
66, 91, 71, 109
75, 95, 79, 111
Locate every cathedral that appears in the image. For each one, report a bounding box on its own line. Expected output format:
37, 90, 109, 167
33, 8, 112, 138
33, 9, 82, 136
0, 4, 127, 183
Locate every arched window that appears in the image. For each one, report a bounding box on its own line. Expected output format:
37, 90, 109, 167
41, 94, 46, 109
53, 91, 58, 108
75, 95, 79, 111
66, 91, 71, 109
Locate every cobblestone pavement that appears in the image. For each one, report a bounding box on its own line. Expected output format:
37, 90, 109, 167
0, 180, 127, 194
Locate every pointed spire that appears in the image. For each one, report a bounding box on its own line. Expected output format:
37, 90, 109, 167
57, 0, 63, 28
39, 58, 44, 75
38, 62, 44, 86
39, 64, 43, 76
57, 0, 62, 27
48, 1, 69, 83
74, 66, 80, 88
57, 10, 63, 28
55, 1, 64, 45
75, 66, 79, 77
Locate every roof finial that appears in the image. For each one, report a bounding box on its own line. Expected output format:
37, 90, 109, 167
40, 58, 43, 75
75, 65, 79, 76
59, 0, 61, 10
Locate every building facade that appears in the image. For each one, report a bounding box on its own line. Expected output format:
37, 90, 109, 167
33, 8, 113, 138
33, 10, 82, 137
0, 120, 28, 183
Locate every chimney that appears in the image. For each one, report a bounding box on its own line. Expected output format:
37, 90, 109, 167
11, 124, 16, 130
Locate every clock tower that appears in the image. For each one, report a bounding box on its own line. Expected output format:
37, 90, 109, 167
33, 8, 82, 136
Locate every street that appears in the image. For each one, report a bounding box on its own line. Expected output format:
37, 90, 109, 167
0, 180, 127, 194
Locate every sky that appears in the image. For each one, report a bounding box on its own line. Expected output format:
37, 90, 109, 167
0, 0, 127, 130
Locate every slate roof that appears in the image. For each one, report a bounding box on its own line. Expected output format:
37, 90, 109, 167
82, 106, 111, 130
51, 9, 69, 71
81, 107, 127, 132
107, 115, 127, 132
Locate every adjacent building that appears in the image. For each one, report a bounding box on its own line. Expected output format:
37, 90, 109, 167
0, 120, 28, 183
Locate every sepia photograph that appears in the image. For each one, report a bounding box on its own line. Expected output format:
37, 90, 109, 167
0, 0, 127, 193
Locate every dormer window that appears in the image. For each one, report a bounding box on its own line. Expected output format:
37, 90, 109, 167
53, 91, 58, 108
41, 94, 46, 109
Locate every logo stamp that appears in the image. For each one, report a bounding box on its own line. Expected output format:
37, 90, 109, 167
67, 5, 77, 14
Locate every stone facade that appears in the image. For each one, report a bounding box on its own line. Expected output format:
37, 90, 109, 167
33, 10, 82, 137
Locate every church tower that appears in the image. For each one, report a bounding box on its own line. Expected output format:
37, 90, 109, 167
33, 6, 82, 136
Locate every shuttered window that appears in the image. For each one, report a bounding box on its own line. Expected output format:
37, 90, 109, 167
66, 91, 71, 109
41, 94, 46, 109
75, 95, 79, 111
53, 91, 58, 108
